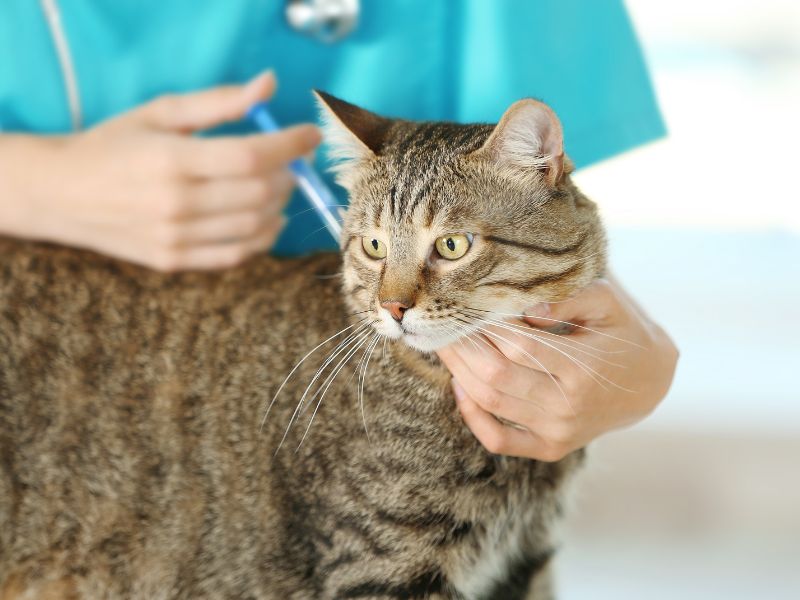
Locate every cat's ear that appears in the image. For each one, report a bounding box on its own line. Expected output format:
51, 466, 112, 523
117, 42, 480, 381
313, 90, 392, 165
473, 99, 565, 186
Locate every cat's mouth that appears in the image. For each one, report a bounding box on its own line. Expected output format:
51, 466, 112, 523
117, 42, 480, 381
375, 317, 465, 353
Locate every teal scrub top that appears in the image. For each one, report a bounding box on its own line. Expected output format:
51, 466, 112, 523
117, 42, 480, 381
0, 0, 665, 256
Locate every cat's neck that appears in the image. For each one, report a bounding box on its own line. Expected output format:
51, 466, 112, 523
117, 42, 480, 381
388, 340, 452, 389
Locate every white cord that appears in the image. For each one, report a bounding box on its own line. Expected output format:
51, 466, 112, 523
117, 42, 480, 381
39, 0, 83, 131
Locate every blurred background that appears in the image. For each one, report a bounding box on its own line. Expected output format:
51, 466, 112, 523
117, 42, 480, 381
556, 1, 800, 598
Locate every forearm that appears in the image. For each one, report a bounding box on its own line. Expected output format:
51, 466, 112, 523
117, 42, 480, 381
0, 133, 67, 241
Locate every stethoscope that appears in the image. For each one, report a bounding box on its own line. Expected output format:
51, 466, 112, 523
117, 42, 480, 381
39, 0, 361, 132
285, 0, 360, 43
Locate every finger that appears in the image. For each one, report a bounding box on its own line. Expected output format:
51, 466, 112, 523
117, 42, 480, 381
138, 71, 277, 131
523, 278, 619, 330
177, 170, 295, 218
159, 216, 286, 271
438, 344, 553, 410
159, 208, 285, 247
466, 323, 572, 378
176, 126, 321, 178
438, 346, 547, 424
453, 382, 555, 459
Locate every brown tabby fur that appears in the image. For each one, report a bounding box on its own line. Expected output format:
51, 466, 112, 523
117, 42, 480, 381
0, 94, 605, 599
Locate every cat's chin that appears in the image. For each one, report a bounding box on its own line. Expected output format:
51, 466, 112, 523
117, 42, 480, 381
397, 332, 457, 353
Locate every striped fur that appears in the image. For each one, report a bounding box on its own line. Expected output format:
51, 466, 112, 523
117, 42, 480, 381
0, 96, 605, 598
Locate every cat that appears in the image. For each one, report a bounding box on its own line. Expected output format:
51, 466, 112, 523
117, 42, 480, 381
0, 92, 606, 599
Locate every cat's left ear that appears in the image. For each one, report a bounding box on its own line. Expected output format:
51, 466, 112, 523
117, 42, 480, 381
473, 99, 565, 186
314, 90, 392, 167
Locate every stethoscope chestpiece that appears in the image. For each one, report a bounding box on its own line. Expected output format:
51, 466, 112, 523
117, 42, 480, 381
285, 0, 359, 43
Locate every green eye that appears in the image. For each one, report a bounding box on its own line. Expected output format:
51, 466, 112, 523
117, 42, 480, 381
435, 234, 472, 260
361, 236, 387, 259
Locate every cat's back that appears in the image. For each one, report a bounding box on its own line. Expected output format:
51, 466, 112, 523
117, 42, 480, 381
0, 236, 345, 436
0, 237, 345, 595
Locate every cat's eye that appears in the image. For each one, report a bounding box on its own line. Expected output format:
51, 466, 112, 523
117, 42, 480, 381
361, 236, 387, 259
434, 233, 472, 260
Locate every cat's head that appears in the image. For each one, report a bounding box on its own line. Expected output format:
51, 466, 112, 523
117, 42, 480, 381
317, 92, 606, 352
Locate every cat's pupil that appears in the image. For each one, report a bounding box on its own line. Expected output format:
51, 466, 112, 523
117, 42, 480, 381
371, 239, 379, 250
446, 238, 455, 252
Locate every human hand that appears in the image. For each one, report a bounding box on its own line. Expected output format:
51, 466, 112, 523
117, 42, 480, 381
437, 277, 679, 461
12, 71, 320, 271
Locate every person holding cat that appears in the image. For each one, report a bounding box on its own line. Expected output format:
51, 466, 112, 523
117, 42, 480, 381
0, 1, 677, 462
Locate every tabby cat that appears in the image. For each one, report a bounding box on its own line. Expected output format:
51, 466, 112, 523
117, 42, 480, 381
0, 92, 605, 599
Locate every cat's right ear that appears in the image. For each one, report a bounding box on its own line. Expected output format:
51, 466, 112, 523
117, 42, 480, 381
472, 98, 566, 187
313, 91, 392, 175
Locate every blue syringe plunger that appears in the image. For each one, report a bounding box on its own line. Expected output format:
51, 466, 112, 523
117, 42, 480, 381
247, 102, 343, 242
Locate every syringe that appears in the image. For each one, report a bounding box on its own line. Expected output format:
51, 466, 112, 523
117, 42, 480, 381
247, 102, 343, 242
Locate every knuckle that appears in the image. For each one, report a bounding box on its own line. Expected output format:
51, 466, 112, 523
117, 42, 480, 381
479, 429, 507, 455
155, 223, 183, 248
156, 145, 183, 176
592, 278, 619, 307
538, 441, 570, 462
156, 94, 180, 111
506, 344, 532, 366
253, 178, 272, 200
151, 95, 179, 120
479, 389, 504, 413
480, 359, 508, 386
241, 213, 264, 236
548, 420, 576, 445
233, 146, 259, 174
220, 246, 250, 268
159, 186, 189, 220
563, 371, 589, 399
152, 250, 181, 273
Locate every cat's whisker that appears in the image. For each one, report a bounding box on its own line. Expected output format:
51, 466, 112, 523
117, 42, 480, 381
287, 203, 350, 219
442, 318, 481, 353
461, 307, 628, 357
465, 306, 645, 349
294, 323, 376, 418
295, 330, 376, 452
300, 222, 340, 244
358, 333, 382, 445
299, 326, 373, 418
460, 319, 576, 417
452, 316, 504, 359
307, 310, 375, 330
468, 313, 627, 368
279, 328, 372, 454
260, 317, 370, 433
315, 271, 344, 280
296, 327, 374, 416
469, 316, 634, 393
275, 324, 376, 453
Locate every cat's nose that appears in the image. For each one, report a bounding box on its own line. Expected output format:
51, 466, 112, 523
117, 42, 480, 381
380, 300, 411, 322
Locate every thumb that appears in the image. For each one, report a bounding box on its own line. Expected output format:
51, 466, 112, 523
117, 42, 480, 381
522, 278, 617, 329
137, 71, 276, 131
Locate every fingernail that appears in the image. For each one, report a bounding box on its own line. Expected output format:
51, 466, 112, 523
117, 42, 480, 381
303, 126, 322, 147
524, 303, 551, 318
245, 70, 274, 96
451, 379, 465, 403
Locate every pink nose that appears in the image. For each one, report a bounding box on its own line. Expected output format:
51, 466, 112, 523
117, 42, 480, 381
380, 300, 411, 322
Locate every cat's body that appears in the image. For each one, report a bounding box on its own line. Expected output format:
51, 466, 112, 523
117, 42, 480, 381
0, 241, 577, 599
0, 95, 604, 598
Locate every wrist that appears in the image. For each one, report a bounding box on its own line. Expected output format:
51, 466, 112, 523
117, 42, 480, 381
0, 134, 71, 241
